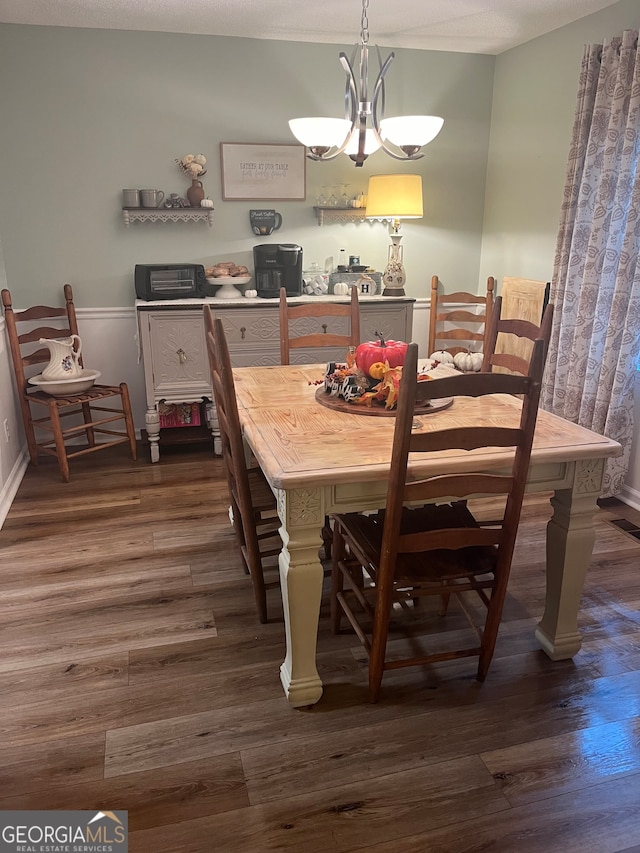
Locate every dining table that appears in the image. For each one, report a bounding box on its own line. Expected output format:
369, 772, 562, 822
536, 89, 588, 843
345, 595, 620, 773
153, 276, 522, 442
232, 361, 622, 708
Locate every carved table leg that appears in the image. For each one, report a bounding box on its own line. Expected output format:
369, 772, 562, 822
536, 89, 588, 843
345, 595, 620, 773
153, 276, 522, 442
535, 458, 604, 660
145, 406, 160, 463
277, 488, 325, 708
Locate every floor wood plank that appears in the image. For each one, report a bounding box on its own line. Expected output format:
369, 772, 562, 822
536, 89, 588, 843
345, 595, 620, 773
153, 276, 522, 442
3, 446, 640, 852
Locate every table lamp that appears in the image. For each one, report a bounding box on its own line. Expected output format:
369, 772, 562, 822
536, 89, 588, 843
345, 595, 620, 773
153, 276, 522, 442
365, 174, 423, 296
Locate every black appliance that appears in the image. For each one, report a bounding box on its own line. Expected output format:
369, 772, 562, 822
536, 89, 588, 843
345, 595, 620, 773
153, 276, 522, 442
253, 244, 303, 298
134, 263, 206, 300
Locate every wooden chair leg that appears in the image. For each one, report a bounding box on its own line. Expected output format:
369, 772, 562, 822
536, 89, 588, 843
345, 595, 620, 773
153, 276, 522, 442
81, 401, 96, 446
119, 383, 137, 460
48, 401, 70, 483
330, 525, 346, 634
369, 582, 394, 703
20, 397, 40, 465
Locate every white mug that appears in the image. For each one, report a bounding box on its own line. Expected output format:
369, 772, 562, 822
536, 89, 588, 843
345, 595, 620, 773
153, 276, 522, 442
140, 189, 165, 208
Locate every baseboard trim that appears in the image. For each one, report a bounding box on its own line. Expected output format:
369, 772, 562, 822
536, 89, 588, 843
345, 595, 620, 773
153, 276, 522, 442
0, 447, 29, 530
619, 484, 640, 512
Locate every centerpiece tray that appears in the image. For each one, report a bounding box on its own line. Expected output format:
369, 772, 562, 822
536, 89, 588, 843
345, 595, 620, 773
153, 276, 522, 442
315, 386, 454, 417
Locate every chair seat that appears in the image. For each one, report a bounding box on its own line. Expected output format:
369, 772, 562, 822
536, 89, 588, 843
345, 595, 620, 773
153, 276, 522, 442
25, 383, 129, 406
335, 505, 498, 585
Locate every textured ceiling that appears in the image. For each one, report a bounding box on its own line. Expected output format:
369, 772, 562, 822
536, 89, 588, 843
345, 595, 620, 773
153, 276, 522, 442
0, 0, 622, 54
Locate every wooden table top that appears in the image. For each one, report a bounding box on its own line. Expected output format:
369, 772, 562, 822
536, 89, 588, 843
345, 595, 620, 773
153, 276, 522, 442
233, 363, 622, 490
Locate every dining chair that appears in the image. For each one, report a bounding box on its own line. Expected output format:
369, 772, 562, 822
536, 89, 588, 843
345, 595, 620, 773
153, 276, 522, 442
482, 294, 554, 376
483, 276, 551, 373
279, 286, 361, 365
428, 275, 495, 356
203, 305, 281, 624
330, 338, 545, 702
2, 284, 137, 483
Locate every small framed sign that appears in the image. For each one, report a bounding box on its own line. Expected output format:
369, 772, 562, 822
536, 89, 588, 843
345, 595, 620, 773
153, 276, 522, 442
220, 143, 306, 201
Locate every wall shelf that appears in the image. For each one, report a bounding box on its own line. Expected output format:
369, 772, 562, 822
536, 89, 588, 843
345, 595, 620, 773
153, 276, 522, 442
122, 208, 214, 227
313, 207, 391, 226
314, 206, 367, 226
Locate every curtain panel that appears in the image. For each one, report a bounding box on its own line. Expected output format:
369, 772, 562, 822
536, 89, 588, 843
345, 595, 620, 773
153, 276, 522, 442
542, 30, 640, 497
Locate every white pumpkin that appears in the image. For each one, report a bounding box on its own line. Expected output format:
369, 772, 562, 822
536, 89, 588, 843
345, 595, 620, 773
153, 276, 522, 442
428, 350, 455, 364
200, 198, 214, 208
244, 289, 258, 299
453, 350, 484, 372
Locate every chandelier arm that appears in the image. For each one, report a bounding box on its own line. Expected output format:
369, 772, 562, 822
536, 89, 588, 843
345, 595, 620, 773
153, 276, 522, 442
370, 51, 394, 147
340, 52, 359, 127
379, 143, 425, 161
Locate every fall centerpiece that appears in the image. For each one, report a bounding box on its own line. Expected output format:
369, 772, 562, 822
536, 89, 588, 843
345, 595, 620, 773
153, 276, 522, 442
321, 333, 434, 410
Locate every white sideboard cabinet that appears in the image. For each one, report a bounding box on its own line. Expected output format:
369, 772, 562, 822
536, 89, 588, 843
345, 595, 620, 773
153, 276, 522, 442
136, 295, 414, 461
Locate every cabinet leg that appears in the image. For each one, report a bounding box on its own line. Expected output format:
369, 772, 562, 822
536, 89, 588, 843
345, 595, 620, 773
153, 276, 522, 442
146, 407, 160, 463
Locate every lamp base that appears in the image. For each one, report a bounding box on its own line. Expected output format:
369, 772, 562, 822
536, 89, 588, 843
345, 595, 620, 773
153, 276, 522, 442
381, 233, 406, 296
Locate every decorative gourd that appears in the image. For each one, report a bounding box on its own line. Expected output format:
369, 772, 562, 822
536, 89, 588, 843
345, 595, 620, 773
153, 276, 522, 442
368, 362, 387, 380
429, 350, 455, 364
244, 289, 258, 298
200, 198, 215, 208
356, 333, 408, 377
453, 351, 484, 372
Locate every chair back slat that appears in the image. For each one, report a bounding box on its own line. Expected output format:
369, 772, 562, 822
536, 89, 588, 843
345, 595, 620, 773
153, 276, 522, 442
428, 275, 495, 356
279, 286, 360, 364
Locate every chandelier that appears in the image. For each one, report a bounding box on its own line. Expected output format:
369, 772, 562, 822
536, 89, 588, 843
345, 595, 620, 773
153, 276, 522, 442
288, 0, 444, 167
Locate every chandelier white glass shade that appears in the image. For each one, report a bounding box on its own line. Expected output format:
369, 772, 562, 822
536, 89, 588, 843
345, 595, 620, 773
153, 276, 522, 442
288, 0, 443, 167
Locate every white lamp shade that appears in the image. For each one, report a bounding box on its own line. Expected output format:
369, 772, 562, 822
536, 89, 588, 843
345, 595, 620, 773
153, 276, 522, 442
344, 128, 383, 157
365, 174, 423, 219
379, 116, 444, 148
288, 117, 352, 149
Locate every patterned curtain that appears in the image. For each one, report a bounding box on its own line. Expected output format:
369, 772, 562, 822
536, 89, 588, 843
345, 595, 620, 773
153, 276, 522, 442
542, 29, 640, 497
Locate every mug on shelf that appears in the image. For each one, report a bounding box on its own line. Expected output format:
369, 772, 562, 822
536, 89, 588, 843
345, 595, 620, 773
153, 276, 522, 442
122, 189, 140, 208
140, 189, 165, 208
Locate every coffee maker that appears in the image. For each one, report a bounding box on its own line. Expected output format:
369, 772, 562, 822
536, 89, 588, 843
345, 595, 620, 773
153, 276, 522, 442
253, 244, 303, 298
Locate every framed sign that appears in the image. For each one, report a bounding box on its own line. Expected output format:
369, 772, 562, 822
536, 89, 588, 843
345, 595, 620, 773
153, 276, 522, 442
220, 143, 306, 201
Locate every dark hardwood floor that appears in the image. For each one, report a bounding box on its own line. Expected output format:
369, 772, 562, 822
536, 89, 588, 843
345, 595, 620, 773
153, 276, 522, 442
2, 444, 640, 851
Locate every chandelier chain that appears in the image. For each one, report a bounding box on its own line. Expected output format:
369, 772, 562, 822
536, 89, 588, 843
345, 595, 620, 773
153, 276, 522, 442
360, 0, 370, 45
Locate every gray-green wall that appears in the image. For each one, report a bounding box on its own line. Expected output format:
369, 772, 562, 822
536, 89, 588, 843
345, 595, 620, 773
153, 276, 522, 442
0, 25, 494, 307
480, 0, 640, 282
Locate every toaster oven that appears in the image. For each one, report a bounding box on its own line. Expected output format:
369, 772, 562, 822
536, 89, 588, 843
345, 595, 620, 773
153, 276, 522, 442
134, 263, 206, 300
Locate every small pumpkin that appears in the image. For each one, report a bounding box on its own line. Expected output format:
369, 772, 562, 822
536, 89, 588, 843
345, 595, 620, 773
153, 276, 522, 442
356, 332, 408, 378
453, 350, 484, 372
244, 289, 258, 298
368, 362, 387, 380
200, 198, 215, 208
429, 350, 455, 364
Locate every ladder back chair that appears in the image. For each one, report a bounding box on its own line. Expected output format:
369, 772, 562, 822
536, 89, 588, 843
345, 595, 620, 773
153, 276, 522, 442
483, 277, 551, 375
331, 339, 545, 702
428, 275, 495, 357
203, 305, 281, 623
279, 286, 361, 365
2, 284, 136, 482
482, 293, 553, 376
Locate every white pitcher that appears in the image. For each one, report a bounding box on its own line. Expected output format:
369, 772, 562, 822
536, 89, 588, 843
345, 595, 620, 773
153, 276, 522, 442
40, 335, 83, 380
